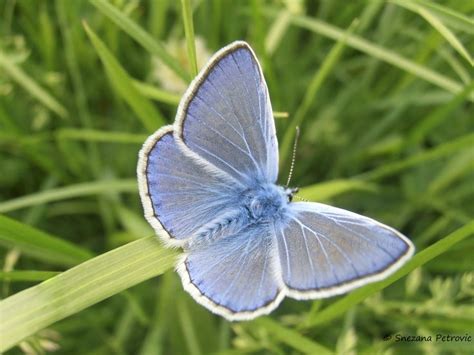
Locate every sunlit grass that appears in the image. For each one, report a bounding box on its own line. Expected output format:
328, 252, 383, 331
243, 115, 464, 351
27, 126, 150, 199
0, 0, 472, 354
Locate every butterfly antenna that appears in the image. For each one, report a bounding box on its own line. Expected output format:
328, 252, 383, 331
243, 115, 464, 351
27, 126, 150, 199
286, 126, 300, 187
294, 195, 309, 202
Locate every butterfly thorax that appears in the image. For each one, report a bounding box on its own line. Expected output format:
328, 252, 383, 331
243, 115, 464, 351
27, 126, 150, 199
243, 183, 290, 221
186, 184, 290, 250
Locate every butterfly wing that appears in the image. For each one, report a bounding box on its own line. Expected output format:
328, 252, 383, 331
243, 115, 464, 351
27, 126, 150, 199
137, 126, 243, 245
177, 223, 284, 320
274, 202, 414, 298
174, 41, 278, 185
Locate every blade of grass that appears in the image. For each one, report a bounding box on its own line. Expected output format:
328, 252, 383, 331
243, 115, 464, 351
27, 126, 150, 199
139, 272, 176, 355
412, 0, 474, 34
180, 0, 198, 76
56, 0, 102, 178
299, 179, 377, 202
0, 215, 93, 267
427, 150, 474, 194
83, 21, 165, 131
357, 133, 474, 181
56, 129, 147, 144
112, 307, 135, 353
418, 7, 473, 66
0, 179, 137, 213
133, 80, 181, 105
275, 11, 471, 100
148, 0, 170, 39
89, 0, 190, 82
0, 52, 68, 119
439, 45, 472, 84
280, 19, 359, 167
253, 318, 333, 355
0, 271, 60, 282
0, 236, 179, 352
407, 81, 474, 146
301, 221, 474, 329
177, 298, 202, 355
391, 0, 473, 66
265, 10, 292, 56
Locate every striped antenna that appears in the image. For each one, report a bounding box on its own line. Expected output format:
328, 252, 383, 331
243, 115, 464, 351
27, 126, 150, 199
286, 126, 300, 187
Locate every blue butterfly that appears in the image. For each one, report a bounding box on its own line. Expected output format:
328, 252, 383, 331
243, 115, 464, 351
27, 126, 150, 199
137, 41, 415, 321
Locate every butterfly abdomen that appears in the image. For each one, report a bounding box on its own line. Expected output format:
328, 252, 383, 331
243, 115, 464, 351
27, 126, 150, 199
186, 208, 249, 249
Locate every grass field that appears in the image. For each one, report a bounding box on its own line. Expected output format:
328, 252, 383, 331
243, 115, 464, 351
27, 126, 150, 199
0, 0, 473, 354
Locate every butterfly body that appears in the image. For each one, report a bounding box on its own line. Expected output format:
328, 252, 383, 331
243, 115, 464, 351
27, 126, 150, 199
243, 183, 290, 220
138, 41, 414, 320
186, 183, 290, 250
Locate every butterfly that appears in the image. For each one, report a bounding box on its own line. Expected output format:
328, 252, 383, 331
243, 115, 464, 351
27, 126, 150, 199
137, 41, 415, 321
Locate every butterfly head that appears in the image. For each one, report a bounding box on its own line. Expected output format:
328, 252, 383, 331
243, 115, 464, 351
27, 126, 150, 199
244, 183, 292, 220
284, 187, 299, 202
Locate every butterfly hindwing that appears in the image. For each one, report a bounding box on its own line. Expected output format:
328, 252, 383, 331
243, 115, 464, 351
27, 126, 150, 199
177, 223, 284, 320
274, 202, 414, 298
175, 41, 278, 185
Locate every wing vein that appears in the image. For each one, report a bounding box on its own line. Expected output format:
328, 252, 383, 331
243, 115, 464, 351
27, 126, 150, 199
191, 142, 251, 179
229, 53, 267, 166
293, 217, 361, 279
318, 213, 397, 259
194, 94, 246, 140
279, 227, 292, 280
151, 173, 210, 188
188, 113, 260, 170
300, 225, 317, 287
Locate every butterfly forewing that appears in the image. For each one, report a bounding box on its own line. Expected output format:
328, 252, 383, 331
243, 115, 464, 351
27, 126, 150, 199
175, 42, 278, 185
138, 126, 242, 244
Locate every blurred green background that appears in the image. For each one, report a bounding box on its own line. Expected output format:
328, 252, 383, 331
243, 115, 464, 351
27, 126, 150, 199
0, 0, 473, 354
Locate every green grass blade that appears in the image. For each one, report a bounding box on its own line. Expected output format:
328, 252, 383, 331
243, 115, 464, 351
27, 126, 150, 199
265, 10, 292, 56
56, 129, 147, 144
407, 81, 474, 146
180, 0, 198, 76
0, 236, 179, 352
412, 0, 474, 34
83, 21, 165, 131
177, 298, 202, 355
427, 150, 474, 194
89, 0, 190, 82
0, 179, 137, 213
56, 0, 102, 177
302, 221, 474, 329
253, 318, 333, 354
0, 215, 93, 267
279, 19, 358, 167
358, 133, 474, 181
392, 0, 473, 66
0, 52, 68, 119
279, 12, 470, 99
0, 271, 60, 282
133, 80, 181, 105
418, 7, 473, 66
299, 179, 377, 202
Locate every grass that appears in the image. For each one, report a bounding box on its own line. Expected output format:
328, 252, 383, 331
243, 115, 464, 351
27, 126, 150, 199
0, 0, 472, 354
